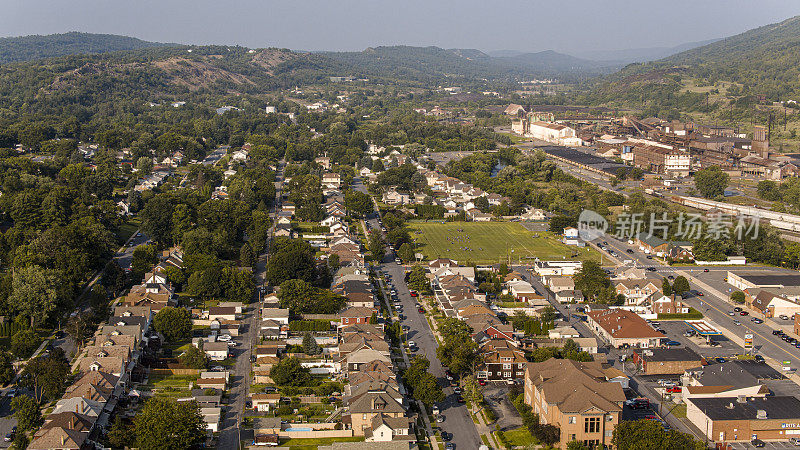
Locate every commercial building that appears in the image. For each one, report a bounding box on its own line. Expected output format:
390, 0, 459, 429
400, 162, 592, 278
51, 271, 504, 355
686, 396, 800, 443
631, 348, 704, 375
585, 309, 663, 348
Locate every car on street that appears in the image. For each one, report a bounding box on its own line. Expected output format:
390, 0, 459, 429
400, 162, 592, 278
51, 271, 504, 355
410, 291, 418, 297
715, 357, 726, 363
733, 320, 741, 326
728, 311, 736, 316
245, 400, 252, 409
664, 340, 681, 347
626, 249, 634, 254
667, 275, 674, 280
436, 415, 445, 423
789, 437, 800, 445
453, 387, 462, 394
445, 443, 456, 450
666, 386, 682, 393
752, 318, 763, 324
418, 307, 424, 313
734, 307, 742, 312
211, 366, 225, 371
408, 340, 416, 347
646, 267, 656, 271
478, 379, 487, 386
739, 311, 749, 316
773, 329, 783, 335
217, 334, 231, 341
441, 431, 452, 441
703, 268, 709, 272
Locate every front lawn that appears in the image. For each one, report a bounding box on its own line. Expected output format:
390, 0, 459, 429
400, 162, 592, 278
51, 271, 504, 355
500, 426, 537, 447
277, 436, 364, 449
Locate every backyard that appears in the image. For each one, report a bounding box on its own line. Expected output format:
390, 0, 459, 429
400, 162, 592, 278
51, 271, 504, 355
407, 221, 599, 265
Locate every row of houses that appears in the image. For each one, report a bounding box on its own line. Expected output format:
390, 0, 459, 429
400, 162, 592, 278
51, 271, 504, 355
28, 248, 192, 449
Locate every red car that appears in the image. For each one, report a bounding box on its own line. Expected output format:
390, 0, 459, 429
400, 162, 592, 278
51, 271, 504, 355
740, 311, 749, 316
418, 307, 425, 313
666, 386, 682, 393
478, 379, 487, 386
410, 291, 418, 297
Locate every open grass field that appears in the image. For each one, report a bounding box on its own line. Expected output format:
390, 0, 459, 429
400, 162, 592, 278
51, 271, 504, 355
407, 221, 599, 265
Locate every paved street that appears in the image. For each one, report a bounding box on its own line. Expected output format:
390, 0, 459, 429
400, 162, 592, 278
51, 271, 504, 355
217, 160, 284, 449
354, 176, 482, 449
379, 260, 482, 450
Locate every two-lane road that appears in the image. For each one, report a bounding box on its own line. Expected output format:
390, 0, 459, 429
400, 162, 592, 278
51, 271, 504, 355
380, 260, 482, 450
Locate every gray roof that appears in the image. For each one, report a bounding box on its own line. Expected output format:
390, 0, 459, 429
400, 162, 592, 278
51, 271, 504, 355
691, 361, 761, 389
738, 273, 800, 288
689, 396, 800, 421
638, 347, 702, 362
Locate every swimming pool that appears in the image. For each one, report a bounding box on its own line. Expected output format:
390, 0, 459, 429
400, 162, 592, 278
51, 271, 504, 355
285, 427, 313, 432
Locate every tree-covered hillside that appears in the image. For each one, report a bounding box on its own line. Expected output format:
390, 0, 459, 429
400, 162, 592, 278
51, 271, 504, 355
586, 15, 800, 115
0, 32, 169, 64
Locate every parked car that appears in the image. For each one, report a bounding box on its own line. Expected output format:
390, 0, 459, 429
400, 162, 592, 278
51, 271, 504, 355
666, 386, 682, 393
751, 438, 765, 448
445, 443, 456, 450
739, 311, 749, 316
441, 431, 452, 441
436, 415, 445, 423
478, 379, 487, 386
781, 315, 791, 320
453, 387, 462, 394
703, 268, 709, 273
734, 307, 742, 312
715, 357, 726, 363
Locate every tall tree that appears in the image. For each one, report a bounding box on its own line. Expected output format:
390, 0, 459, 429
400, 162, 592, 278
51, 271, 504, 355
11, 395, 42, 433
693, 166, 729, 199
8, 265, 58, 328
134, 397, 205, 450
671, 276, 690, 297
153, 307, 192, 342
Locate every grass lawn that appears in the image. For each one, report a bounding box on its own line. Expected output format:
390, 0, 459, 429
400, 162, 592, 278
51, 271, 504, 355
502, 426, 537, 447
407, 221, 599, 265
278, 436, 364, 449
142, 373, 198, 390
117, 219, 140, 244
670, 403, 687, 419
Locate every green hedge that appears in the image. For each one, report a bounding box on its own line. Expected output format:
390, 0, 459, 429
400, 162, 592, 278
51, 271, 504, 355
658, 307, 703, 320
289, 320, 332, 332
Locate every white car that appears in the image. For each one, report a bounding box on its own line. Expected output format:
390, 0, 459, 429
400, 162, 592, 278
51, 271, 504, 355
211, 366, 225, 371
217, 334, 232, 342
408, 340, 416, 347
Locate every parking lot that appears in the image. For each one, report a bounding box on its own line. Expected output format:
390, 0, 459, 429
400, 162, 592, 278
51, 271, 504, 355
654, 320, 743, 360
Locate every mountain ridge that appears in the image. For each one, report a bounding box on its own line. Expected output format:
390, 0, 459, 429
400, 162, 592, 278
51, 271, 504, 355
0, 31, 170, 64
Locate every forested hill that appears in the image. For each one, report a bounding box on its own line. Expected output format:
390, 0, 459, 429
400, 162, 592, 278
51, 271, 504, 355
0, 32, 169, 64
586, 15, 800, 112
321, 45, 616, 82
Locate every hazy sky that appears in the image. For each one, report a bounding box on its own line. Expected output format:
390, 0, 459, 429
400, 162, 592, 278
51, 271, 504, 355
2, 0, 800, 54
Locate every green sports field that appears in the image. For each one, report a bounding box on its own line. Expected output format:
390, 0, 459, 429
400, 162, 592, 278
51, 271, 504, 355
407, 221, 599, 265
